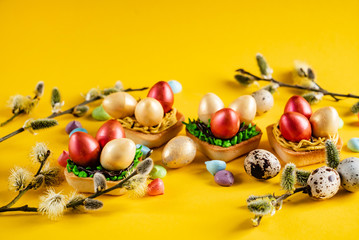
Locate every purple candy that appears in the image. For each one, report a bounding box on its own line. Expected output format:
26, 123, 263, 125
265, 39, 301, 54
65, 121, 82, 134
214, 170, 234, 187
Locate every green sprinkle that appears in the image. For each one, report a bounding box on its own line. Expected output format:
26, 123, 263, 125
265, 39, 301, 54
106, 177, 110, 181
96, 166, 103, 170
222, 140, 232, 148
111, 176, 117, 181
231, 136, 237, 145
78, 171, 88, 178
90, 174, 94, 178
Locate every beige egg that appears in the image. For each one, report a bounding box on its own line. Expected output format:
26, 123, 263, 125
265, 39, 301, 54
310, 106, 339, 138
162, 136, 197, 168
135, 97, 164, 127
229, 95, 257, 123
102, 92, 137, 119
100, 138, 136, 171
198, 93, 224, 124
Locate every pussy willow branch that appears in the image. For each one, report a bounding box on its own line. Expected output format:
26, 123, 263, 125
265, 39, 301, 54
237, 69, 359, 100
0, 87, 148, 143
274, 186, 308, 203
0, 169, 139, 213
0, 150, 50, 210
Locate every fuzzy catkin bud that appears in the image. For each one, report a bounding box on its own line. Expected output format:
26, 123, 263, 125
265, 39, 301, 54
84, 198, 103, 210
280, 163, 296, 191
136, 158, 154, 176
256, 53, 273, 79
302, 92, 323, 105
295, 169, 311, 186
31, 174, 44, 190
247, 199, 272, 216
325, 140, 340, 169
234, 74, 255, 86
94, 173, 107, 193
72, 105, 89, 117
51, 88, 61, 108
29, 119, 58, 130
34, 81, 45, 98
102, 88, 119, 96
351, 101, 359, 114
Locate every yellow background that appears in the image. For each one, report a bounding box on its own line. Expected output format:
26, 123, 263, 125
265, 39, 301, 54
1, 0, 359, 239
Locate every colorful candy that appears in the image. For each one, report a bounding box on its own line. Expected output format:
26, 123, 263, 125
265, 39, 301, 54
57, 150, 70, 167
69, 128, 88, 138
214, 170, 234, 186
347, 138, 359, 152
205, 160, 226, 176
147, 178, 164, 196
149, 165, 167, 179
167, 80, 182, 94
66, 120, 82, 134
92, 105, 111, 121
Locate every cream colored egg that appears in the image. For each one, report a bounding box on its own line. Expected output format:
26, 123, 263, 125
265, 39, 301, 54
162, 136, 197, 168
135, 97, 164, 127
229, 95, 257, 123
252, 89, 274, 115
100, 138, 136, 171
198, 93, 224, 124
310, 106, 339, 138
102, 92, 137, 119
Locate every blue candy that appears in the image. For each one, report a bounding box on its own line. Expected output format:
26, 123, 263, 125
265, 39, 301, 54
348, 138, 359, 153
205, 160, 226, 175
69, 128, 88, 138
168, 80, 182, 94
136, 144, 151, 158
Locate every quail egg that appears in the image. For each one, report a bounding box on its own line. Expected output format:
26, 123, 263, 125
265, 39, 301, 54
337, 157, 359, 192
252, 89, 274, 115
307, 166, 340, 200
244, 149, 281, 180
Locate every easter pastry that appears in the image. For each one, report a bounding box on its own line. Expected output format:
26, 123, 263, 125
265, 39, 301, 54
102, 81, 184, 148
64, 120, 149, 195
184, 93, 262, 162
267, 95, 343, 167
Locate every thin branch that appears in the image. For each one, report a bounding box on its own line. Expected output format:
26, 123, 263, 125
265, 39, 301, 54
0, 205, 37, 213
236, 69, 359, 100
0, 87, 148, 142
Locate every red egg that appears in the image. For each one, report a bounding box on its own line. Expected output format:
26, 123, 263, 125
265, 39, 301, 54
69, 132, 101, 167
210, 108, 240, 139
279, 112, 312, 142
284, 95, 312, 119
96, 119, 125, 148
147, 81, 174, 113
147, 178, 164, 196
57, 150, 70, 168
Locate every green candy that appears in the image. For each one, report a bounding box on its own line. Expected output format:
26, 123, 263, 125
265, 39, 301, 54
92, 105, 111, 121
149, 165, 167, 179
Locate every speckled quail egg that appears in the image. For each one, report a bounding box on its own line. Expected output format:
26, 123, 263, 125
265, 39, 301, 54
307, 166, 340, 200
337, 157, 359, 192
244, 149, 281, 180
252, 89, 274, 115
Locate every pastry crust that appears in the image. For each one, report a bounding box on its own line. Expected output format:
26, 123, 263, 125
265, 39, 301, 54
124, 111, 185, 148
266, 124, 343, 167
186, 126, 262, 162
64, 170, 127, 196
